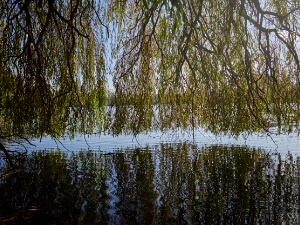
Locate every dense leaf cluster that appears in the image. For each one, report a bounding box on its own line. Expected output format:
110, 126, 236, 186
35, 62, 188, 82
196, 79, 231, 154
1, 0, 300, 140
110, 0, 300, 135
0, 0, 106, 140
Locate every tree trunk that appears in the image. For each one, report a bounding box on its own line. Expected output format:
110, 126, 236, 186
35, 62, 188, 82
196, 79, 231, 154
0, 141, 16, 171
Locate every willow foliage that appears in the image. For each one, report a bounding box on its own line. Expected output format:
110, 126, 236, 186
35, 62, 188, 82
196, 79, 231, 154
0, 0, 107, 139
1, 0, 300, 141
109, 0, 300, 135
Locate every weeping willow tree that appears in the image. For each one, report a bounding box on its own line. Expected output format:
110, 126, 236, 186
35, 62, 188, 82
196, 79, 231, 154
1, 0, 300, 169
108, 0, 300, 136
0, 0, 107, 169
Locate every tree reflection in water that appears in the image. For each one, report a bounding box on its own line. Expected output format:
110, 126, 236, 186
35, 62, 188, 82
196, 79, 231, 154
1, 144, 300, 224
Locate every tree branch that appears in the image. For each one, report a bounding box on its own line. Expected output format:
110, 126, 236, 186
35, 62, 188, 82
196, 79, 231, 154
0, 141, 16, 172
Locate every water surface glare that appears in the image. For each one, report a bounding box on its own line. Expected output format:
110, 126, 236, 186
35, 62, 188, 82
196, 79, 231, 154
5, 127, 300, 154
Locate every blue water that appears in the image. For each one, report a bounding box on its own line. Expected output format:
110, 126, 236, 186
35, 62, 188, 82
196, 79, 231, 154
5, 126, 300, 155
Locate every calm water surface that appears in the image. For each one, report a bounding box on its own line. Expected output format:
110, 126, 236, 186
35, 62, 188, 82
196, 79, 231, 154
5, 126, 300, 154
1, 128, 300, 224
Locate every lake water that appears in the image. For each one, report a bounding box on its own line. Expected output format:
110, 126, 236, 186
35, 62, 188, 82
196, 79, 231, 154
5, 126, 300, 154
2, 127, 300, 224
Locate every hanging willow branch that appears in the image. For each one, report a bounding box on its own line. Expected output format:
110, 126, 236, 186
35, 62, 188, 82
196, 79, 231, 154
0, 0, 108, 170
0, 0, 107, 139
108, 0, 300, 135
